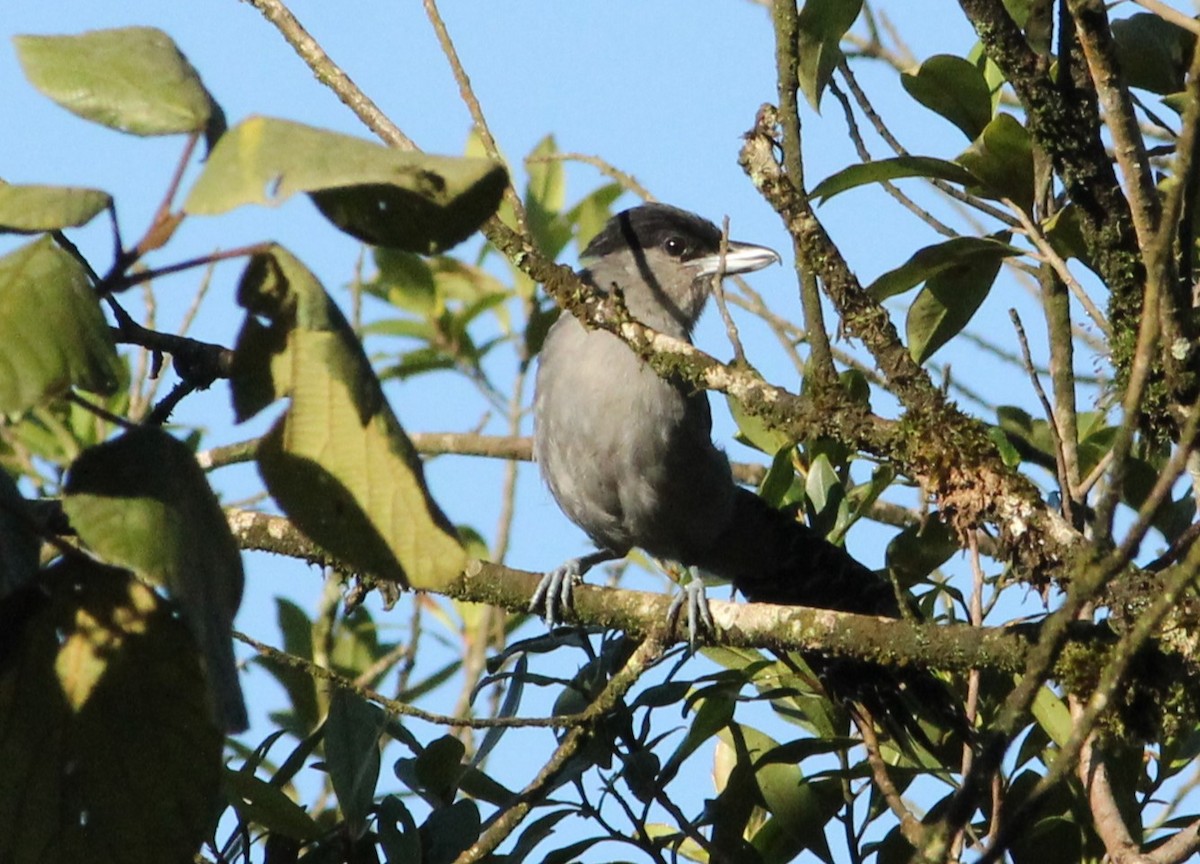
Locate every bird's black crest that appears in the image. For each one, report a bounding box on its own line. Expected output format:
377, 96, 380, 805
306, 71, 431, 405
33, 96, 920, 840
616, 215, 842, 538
581, 203, 723, 262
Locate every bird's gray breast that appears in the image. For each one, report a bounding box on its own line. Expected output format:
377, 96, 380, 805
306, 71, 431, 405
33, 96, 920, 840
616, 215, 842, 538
533, 314, 735, 563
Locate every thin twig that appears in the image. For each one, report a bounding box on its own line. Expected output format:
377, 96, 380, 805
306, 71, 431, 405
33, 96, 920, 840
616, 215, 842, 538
528, 152, 656, 202
1010, 308, 1074, 524
1005, 198, 1111, 335
712, 216, 746, 363
421, 0, 528, 235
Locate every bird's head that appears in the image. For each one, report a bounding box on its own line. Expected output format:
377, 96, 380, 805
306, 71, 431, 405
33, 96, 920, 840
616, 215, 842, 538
579, 203, 780, 335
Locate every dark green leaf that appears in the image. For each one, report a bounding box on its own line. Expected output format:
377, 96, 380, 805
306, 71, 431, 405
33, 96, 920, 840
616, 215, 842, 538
1112, 13, 1194, 95
378, 795, 422, 864
325, 689, 384, 838
905, 241, 1005, 363
810, 156, 978, 203
62, 426, 247, 731
14, 27, 216, 136
415, 735, 467, 804
223, 767, 322, 841
420, 799, 480, 864
796, 0, 864, 110
0, 561, 223, 864
956, 113, 1034, 212
868, 234, 1019, 301
900, 54, 993, 140
230, 246, 466, 590
885, 517, 959, 586
185, 116, 506, 254
0, 183, 111, 233
0, 236, 123, 416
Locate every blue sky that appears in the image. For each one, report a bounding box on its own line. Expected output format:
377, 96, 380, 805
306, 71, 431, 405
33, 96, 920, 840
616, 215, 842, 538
2, 1, 1119, 858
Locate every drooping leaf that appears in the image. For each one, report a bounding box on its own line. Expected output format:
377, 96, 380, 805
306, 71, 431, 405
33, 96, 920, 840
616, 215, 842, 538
900, 54, 993, 140
1112, 13, 1194, 96
325, 688, 384, 838
795, 0, 864, 110
14, 27, 216, 136
0, 560, 222, 864
0, 236, 123, 416
230, 245, 466, 591
956, 113, 1035, 212
185, 116, 507, 253
378, 795, 422, 863
62, 426, 247, 732
905, 242, 1005, 363
810, 156, 978, 203
0, 183, 112, 233
868, 234, 1019, 301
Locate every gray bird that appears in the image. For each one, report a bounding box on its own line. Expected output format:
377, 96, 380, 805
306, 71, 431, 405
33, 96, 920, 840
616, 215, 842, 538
531, 203, 963, 742
532, 203, 901, 625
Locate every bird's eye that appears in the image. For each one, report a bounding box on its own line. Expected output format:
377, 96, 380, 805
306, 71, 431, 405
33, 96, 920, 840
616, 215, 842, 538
663, 236, 687, 257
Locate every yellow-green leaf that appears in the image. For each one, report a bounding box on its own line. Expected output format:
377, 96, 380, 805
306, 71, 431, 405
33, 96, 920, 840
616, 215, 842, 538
185, 116, 506, 253
62, 427, 247, 732
0, 183, 112, 233
0, 236, 123, 416
230, 246, 466, 590
15, 27, 216, 136
0, 560, 222, 864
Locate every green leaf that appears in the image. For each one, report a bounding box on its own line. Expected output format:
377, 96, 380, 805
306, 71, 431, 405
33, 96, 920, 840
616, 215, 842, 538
14, 27, 216, 136
525, 135, 572, 257
0, 236, 123, 416
223, 767, 322, 841
885, 517, 959, 586
809, 156, 978, 203
1112, 13, 1194, 95
727, 391, 796, 455
905, 240, 1005, 363
185, 116, 507, 254
420, 800, 481, 864
900, 54, 993, 140
415, 735, 467, 804
0, 560, 223, 864
229, 245, 466, 590
378, 795, 422, 863
868, 234, 1019, 301
325, 689, 384, 838
795, 0, 864, 110
1030, 684, 1072, 748
61, 427, 248, 732
0, 183, 112, 233
956, 113, 1035, 212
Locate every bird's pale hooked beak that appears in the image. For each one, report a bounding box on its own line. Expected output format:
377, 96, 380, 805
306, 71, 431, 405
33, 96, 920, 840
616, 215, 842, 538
696, 240, 781, 277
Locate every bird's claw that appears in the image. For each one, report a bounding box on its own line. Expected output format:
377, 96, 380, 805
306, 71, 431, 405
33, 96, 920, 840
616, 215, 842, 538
666, 578, 715, 651
530, 560, 583, 629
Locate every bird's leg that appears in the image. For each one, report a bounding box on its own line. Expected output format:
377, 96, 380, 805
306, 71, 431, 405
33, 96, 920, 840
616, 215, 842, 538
529, 548, 620, 629
664, 567, 716, 650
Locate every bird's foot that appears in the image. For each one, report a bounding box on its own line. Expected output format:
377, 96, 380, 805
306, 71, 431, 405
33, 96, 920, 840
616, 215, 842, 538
529, 560, 583, 629
666, 578, 716, 651
530, 549, 619, 630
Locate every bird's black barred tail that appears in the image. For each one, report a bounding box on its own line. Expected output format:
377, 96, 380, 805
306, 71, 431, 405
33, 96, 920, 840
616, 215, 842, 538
695, 488, 967, 748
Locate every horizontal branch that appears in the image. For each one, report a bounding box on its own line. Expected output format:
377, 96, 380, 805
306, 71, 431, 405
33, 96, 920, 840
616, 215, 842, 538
225, 507, 1100, 676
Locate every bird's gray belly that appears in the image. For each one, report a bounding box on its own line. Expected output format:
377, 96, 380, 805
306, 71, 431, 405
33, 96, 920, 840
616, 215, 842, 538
533, 317, 734, 562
